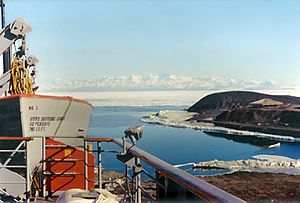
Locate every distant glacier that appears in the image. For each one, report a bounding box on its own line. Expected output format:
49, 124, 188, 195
38, 74, 292, 92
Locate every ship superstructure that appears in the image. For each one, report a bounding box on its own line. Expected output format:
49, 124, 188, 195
0, 17, 92, 199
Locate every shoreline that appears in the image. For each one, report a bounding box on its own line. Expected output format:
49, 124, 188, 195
214, 120, 300, 138
141, 110, 300, 143
193, 154, 300, 175
174, 154, 300, 176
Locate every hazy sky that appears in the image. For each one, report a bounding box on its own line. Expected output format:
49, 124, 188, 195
4, 0, 300, 85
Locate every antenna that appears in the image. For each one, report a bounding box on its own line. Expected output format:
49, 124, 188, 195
1, 0, 11, 74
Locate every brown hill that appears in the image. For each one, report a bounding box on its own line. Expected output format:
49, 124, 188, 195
216, 108, 300, 128
188, 91, 300, 120
188, 91, 300, 137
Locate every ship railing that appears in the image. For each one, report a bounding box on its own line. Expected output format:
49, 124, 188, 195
0, 137, 32, 203
0, 136, 245, 203
83, 137, 245, 203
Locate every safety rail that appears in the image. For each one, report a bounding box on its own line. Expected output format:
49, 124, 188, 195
83, 137, 245, 203
0, 137, 32, 141
0, 136, 245, 202
83, 137, 113, 191
0, 137, 32, 203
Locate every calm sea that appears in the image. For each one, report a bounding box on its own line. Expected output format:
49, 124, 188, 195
88, 105, 300, 176
43, 90, 300, 176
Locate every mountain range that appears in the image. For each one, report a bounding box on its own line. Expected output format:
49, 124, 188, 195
38, 74, 288, 92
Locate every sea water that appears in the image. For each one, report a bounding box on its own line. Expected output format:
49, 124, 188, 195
45, 90, 300, 176
88, 105, 300, 176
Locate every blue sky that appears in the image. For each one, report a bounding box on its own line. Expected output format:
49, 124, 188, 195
4, 0, 300, 85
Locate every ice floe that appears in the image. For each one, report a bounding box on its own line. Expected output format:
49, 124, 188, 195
268, 143, 280, 148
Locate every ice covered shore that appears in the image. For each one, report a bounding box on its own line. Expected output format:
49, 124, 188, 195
141, 110, 300, 143
192, 155, 300, 175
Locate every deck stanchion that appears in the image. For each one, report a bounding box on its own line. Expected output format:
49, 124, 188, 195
135, 157, 142, 203
25, 141, 30, 203
122, 136, 126, 154
84, 140, 88, 190
97, 142, 102, 189
41, 137, 46, 197
125, 164, 130, 200
122, 136, 131, 200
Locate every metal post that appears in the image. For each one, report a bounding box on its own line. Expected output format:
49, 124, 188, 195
84, 140, 88, 190
122, 136, 132, 201
25, 141, 30, 203
124, 165, 129, 200
97, 142, 102, 189
41, 137, 46, 197
1, 0, 11, 75
0, 0, 4, 29
135, 157, 141, 203
122, 136, 126, 154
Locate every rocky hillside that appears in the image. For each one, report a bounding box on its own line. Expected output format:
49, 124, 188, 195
188, 91, 300, 136
188, 91, 300, 120
216, 108, 300, 128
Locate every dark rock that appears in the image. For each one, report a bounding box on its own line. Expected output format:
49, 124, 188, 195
188, 91, 300, 113
188, 91, 300, 136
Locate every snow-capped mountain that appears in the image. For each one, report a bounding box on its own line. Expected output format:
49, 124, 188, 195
38, 74, 284, 92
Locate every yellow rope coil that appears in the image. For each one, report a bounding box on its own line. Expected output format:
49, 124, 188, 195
9, 56, 34, 95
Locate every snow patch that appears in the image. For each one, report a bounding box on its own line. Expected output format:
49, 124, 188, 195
252, 154, 294, 162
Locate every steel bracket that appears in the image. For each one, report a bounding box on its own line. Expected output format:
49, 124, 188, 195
116, 152, 135, 168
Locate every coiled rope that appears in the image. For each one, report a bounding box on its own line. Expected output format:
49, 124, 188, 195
9, 56, 33, 95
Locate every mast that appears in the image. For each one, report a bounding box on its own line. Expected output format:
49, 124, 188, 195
1, 0, 11, 74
